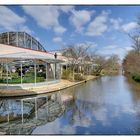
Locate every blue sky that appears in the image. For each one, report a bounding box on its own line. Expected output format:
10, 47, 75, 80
0, 5, 140, 59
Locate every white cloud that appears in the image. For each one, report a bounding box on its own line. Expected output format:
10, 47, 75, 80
121, 22, 138, 32
86, 10, 110, 36
69, 9, 94, 32
110, 18, 123, 30
110, 18, 138, 33
22, 6, 70, 34
53, 26, 66, 34
59, 6, 74, 13
0, 6, 26, 31
53, 37, 62, 43
97, 45, 133, 60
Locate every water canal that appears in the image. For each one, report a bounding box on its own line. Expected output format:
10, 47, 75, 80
1, 74, 140, 135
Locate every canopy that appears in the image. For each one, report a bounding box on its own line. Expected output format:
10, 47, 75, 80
0, 44, 64, 63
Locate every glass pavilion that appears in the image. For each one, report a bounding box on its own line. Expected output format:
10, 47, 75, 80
0, 32, 64, 89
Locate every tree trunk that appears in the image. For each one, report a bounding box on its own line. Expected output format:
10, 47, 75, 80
73, 67, 74, 81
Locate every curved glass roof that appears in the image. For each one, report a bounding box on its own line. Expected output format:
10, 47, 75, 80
0, 32, 46, 52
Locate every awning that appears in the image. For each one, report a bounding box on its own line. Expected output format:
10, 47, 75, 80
0, 44, 64, 63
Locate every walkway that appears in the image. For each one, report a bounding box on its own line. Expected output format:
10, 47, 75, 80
0, 76, 97, 97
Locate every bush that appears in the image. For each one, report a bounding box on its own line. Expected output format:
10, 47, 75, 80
11, 73, 19, 78
132, 74, 140, 82
0, 76, 45, 84
25, 72, 34, 77
36, 77, 45, 82
62, 69, 72, 80
74, 73, 85, 81
37, 72, 46, 78
9, 78, 21, 84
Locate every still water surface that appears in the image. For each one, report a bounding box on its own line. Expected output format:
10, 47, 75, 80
1, 75, 140, 135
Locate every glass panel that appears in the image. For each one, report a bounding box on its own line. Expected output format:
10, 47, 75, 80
32, 38, 38, 50
0, 33, 8, 45
9, 32, 17, 46
25, 34, 31, 49
38, 43, 43, 51
38, 42, 46, 52
18, 32, 25, 48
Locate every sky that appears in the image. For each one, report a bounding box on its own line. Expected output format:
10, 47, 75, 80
0, 5, 140, 59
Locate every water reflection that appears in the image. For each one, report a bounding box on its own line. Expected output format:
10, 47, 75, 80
0, 93, 67, 134
33, 75, 140, 135
1, 75, 140, 134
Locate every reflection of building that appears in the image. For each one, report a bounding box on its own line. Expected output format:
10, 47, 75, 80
0, 32, 65, 88
0, 93, 65, 134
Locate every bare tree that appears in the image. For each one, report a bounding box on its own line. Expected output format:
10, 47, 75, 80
106, 54, 120, 70
93, 55, 108, 75
123, 50, 140, 75
128, 34, 140, 53
62, 44, 90, 81
89, 53, 120, 75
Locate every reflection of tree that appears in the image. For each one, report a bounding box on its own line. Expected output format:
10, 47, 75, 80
126, 76, 140, 104
63, 96, 94, 127
61, 82, 109, 128
125, 77, 140, 135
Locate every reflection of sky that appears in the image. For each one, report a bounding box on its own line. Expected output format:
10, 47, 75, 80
32, 116, 76, 134
32, 101, 137, 134
32, 75, 140, 135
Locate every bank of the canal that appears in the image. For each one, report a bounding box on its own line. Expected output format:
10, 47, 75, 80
0, 75, 97, 97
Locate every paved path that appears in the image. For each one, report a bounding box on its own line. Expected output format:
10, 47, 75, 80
0, 76, 97, 97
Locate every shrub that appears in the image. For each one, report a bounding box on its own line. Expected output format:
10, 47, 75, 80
74, 73, 85, 81
11, 73, 19, 78
9, 78, 21, 84
62, 69, 72, 80
37, 72, 46, 78
25, 72, 34, 77
0, 76, 45, 84
132, 74, 140, 82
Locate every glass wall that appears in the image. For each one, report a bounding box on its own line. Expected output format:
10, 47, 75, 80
9, 32, 17, 46
0, 32, 8, 45
25, 33, 32, 49
0, 32, 46, 52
